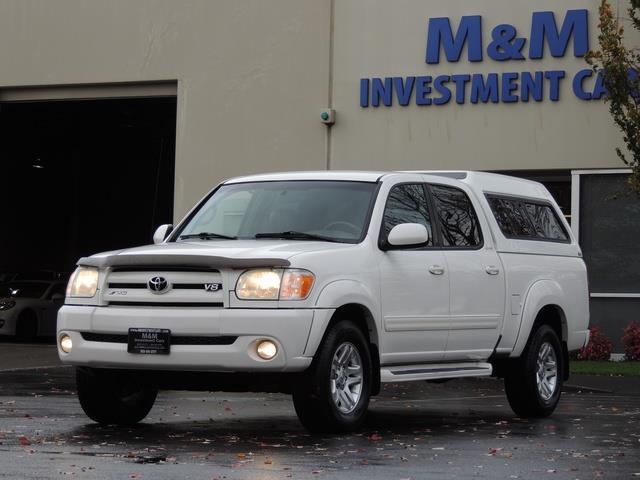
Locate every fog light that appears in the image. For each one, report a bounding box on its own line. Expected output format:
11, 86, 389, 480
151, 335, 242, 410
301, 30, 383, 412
256, 340, 277, 360
60, 334, 73, 354
0, 319, 5, 328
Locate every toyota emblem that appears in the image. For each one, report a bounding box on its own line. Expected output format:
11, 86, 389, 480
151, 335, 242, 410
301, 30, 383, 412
148, 276, 169, 294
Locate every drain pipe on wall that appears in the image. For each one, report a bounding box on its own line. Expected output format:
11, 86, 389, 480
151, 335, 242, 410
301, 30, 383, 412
322, 0, 336, 171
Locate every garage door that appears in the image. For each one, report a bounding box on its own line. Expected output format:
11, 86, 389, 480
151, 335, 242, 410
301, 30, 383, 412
0, 95, 176, 338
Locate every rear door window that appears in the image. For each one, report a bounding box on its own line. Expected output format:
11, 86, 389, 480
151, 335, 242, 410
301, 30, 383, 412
429, 184, 482, 248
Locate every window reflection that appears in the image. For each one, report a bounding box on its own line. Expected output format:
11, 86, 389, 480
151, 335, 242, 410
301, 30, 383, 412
382, 184, 432, 245
487, 196, 536, 237
486, 195, 569, 242
525, 203, 568, 240
430, 185, 482, 247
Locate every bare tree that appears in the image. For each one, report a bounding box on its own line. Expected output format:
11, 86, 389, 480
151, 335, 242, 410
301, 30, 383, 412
587, 0, 640, 194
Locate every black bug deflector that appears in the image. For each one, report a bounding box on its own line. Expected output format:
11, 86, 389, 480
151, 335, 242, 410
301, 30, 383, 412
76, 254, 291, 270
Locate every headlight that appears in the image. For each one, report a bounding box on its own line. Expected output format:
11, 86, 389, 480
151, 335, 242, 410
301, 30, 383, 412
235, 269, 315, 300
66, 266, 99, 298
0, 299, 16, 310
236, 269, 281, 300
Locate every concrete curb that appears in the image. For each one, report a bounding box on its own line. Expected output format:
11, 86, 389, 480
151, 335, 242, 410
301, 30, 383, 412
566, 373, 640, 396
563, 383, 613, 394
0, 365, 71, 373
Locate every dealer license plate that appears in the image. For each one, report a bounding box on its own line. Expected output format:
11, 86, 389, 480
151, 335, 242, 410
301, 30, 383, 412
127, 328, 171, 355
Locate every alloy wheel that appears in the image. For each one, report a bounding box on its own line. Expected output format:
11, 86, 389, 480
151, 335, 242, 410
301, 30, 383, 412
330, 342, 363, 414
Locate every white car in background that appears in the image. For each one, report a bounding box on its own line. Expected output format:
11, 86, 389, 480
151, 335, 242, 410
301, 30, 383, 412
0, 280, 67, 338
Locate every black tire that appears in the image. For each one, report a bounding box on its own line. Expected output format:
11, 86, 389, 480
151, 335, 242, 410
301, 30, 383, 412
292, 320, 372, 433
16, 310, 38, 341
504, 325, 564, 418
76, 367, 157, 426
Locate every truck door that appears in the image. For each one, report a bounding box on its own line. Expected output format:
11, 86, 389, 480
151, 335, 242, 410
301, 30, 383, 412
378, 183, 450, 364
427, 183, 506, 361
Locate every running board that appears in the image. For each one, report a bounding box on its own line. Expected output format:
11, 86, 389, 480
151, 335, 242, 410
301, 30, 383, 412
381, 362, 493, 383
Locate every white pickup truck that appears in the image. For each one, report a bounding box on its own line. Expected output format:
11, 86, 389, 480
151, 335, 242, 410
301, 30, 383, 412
57, 171, 590, 432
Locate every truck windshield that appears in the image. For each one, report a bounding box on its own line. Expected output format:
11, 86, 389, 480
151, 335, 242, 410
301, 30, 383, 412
176, 181, 378, 243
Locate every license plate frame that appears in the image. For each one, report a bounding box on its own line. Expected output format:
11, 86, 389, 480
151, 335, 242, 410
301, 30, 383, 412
127, 328, 171, 355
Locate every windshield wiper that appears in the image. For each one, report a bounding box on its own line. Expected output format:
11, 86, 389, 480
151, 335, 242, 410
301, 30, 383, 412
254, 231, 343, 243
179, 232, 237, 240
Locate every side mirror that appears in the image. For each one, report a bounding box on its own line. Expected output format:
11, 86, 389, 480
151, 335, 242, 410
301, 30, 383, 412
386, 223, 429, 249
153, 224, 174, 244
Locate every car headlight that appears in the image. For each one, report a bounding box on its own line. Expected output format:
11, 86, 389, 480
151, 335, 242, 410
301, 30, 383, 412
235, 268, 315, 300
66, 266, 99, 298
0, 299, 16, 310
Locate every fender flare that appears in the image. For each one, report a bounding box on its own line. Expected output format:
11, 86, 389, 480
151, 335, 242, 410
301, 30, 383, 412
304, 280, 381, 356
511, 279, 567, 357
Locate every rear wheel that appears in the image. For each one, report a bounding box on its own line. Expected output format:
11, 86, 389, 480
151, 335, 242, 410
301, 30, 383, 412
292, 321, 372, 433
505, 325, 563, 418
76, 368, 157, 426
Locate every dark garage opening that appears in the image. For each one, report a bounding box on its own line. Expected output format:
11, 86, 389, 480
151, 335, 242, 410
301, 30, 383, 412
0, 97, 176, 338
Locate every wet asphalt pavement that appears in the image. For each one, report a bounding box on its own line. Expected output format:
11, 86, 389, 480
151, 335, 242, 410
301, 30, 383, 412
0, 360, 639, 478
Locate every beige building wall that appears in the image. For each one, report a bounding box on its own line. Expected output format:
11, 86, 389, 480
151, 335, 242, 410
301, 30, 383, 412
0, 0, 634, 220
0, 0, 331, 219
331, 0, 633, 172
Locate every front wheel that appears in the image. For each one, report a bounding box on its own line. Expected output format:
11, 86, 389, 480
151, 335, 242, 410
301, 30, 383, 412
292, 321, 372, 433
504, 325, 564, 418
76, 368, 157, 426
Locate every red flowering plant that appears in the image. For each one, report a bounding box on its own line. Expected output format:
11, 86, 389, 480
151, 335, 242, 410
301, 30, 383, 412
622, 321, 640, 361
575, 326, 614, 360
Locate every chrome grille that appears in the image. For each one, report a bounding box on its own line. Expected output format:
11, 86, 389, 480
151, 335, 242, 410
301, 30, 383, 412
103, 269, 225, 306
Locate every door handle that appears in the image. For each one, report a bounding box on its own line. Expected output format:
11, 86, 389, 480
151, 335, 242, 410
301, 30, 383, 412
428, 265, 445, 275
485, 266, 500, 275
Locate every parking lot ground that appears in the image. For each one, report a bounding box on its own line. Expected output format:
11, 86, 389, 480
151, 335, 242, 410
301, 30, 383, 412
0, 339, 60, 371
0, 356, 638, 480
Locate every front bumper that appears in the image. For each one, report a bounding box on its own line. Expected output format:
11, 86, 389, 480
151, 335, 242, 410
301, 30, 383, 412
57, 305, 334, 372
